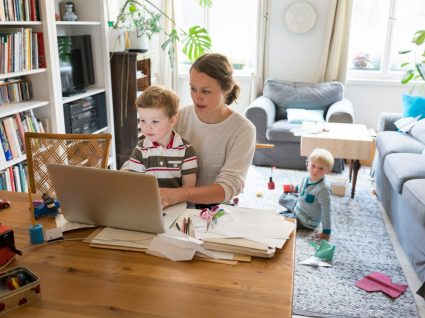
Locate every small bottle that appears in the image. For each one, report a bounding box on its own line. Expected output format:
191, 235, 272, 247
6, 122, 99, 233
268, 177, 275, 190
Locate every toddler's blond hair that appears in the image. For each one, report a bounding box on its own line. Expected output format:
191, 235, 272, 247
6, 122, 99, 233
308, 148, 334, 171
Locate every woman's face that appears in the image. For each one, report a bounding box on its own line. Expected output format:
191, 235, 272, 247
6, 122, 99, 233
189, 69, 227, 115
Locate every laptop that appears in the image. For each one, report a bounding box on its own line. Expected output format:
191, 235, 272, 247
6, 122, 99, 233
47, 164, 166, 233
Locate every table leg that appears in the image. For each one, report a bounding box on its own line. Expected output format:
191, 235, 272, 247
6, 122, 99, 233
351, 160, 361, 198
349, 160, 353, 182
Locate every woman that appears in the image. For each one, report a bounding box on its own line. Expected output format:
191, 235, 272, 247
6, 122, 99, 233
160, 53, 256, 208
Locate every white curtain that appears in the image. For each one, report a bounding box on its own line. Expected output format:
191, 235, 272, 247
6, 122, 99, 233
316, 0, 353, 84
249, 0, 269, 102
158, 0, 178, 90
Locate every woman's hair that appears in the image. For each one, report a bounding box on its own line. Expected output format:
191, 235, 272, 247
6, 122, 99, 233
190, 53, 240, 105
135, 85, 179, 118
308, 148, 334, 171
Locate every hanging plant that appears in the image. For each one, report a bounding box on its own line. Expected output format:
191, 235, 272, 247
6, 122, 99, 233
113, 0, 212, 62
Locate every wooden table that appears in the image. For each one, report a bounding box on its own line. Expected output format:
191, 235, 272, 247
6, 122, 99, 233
300, 123, 373, 198
0, 191, 296, 318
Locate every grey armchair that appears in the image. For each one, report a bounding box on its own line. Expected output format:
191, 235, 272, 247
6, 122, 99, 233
245, 78, 354, 172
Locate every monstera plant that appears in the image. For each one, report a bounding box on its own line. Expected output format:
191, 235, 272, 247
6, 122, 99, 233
113, 0, 212, 64
399, 29, 425, 93
399, 29, 425, 118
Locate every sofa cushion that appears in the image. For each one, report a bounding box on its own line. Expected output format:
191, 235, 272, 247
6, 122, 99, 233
286, 108, 325, 124
376, 131, 425, 159
383, 153, 425, 194
263, 79, 343, 121
410, 118, 425, 144
402, 179, 425, 226
267, 120, 301, 143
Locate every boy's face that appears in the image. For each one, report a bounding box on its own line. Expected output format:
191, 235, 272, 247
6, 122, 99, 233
138, 107, 177, 147
307, 159, 330, 182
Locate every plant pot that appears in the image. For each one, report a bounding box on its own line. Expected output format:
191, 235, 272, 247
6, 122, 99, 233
402, 94, 425, 118
127, 31, 149, 53
108, 28, 125, 52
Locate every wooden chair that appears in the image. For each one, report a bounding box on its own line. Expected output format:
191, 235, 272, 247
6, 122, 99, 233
24, 132, 112, 197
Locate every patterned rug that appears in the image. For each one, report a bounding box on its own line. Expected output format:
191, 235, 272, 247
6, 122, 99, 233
237, 165, 420, 318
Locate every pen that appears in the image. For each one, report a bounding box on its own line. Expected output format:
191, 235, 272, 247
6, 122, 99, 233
175, 222, 181, 231
187, 217, 191, 235
182, 217, 187, 233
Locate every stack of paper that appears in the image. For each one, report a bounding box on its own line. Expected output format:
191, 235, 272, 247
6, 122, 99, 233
190, 205, 295, 258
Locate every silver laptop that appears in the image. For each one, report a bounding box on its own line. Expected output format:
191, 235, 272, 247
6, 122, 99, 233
47, 164, 166, 233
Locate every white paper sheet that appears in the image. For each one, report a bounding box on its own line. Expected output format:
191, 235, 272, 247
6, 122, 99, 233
163, 202, 187, 228
299, 256, 332, 267
91, 227, 155, 249
146, 229, 205, 261
193, 205, 295, 241
55, 214, 96, 232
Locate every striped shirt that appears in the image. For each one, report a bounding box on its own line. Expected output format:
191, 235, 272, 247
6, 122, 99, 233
121, 131, 198, 188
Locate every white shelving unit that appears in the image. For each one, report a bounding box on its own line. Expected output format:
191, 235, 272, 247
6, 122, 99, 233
0, 0, 116, 191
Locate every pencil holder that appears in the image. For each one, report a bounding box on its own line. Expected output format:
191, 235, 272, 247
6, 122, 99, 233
29, 224, 44, 245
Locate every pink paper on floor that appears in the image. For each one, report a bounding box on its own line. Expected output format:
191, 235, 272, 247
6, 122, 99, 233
355, 272, 408, 298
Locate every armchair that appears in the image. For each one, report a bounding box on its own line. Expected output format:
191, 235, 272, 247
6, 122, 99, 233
245, 79, 354, 172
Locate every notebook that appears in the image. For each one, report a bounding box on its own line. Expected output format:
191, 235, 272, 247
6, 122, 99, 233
46, 164, 166, 233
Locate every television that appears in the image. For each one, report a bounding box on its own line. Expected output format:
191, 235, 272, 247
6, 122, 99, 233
57, 35, 95, 97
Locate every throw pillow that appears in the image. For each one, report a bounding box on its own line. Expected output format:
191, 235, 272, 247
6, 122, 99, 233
402, 94, 425, 119
286, 108, 325, 124
410, 118, 425, 144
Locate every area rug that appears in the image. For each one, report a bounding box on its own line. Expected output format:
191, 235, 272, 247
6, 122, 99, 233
237, 165, 420, 318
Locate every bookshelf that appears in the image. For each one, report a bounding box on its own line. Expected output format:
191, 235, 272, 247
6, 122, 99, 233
0, 0, 116, 192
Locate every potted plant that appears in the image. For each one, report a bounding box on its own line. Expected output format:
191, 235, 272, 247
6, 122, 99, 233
113, 0, 212, 62
399, 29, 425, 118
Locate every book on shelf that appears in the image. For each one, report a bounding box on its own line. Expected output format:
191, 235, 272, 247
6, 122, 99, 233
0, 163, 27, 192
0, 119, 12, 161
12, 115, 25, 154
2, 116, 22, 159
0, 0, 40, 22
0, 78, 32, 105
34, 31, 45, 68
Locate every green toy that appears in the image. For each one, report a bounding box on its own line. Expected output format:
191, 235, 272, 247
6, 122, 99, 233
310, 240, 335, 261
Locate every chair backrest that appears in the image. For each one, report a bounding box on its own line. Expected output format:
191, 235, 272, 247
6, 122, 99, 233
263, 78, 344, 121
24, 132, 112, 197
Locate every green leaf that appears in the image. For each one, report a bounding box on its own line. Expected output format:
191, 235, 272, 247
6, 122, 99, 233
401, 70, 415, 84
400, 62, 410, 67
398, 50, 412, 54
416, 63, 425, 81
182, 26, 211, 61
412, 30, 425, 45
199, 0, 212, 8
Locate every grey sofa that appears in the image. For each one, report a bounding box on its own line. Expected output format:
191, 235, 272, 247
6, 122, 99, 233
373, 112, 425, 283
245, 79, 354, 172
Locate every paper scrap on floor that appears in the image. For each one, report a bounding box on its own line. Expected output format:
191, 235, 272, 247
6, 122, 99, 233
299, 256, 332, 267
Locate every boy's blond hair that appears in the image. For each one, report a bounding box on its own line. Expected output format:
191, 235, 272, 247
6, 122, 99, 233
135, 85, 179, 118
308, 148, 334, 171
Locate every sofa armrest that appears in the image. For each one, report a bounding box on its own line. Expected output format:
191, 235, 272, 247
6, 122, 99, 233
245, 96, 276, 143
378, 112, 402, 131
326, 98, 354, 123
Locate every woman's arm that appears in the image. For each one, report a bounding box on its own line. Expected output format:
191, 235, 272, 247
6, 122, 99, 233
159, 184, 225, 208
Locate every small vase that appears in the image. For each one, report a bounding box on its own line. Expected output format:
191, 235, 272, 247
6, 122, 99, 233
62, 3, 77, 21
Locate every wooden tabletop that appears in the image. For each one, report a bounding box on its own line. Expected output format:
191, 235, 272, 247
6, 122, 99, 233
300, 123, 374, 160
0, 191, 296, 318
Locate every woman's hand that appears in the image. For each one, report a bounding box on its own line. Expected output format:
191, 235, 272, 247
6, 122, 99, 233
159, 188, 186, 208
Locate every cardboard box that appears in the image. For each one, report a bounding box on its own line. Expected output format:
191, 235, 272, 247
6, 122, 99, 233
0, 267, 41, 315
328, 177, 348, 196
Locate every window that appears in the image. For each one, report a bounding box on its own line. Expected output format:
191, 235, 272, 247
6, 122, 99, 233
174, 0, 258, 75
347, 0, 425, 80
